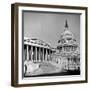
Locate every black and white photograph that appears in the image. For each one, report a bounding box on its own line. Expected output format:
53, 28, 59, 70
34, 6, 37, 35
11, 3, 87, 87
23, 11, 80, 77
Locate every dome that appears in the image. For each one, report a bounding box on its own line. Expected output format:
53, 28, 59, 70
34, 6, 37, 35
62, 30, 72, 36
60, 20, 73, 40
58, 20, 77, 46
61, 29, 73, 40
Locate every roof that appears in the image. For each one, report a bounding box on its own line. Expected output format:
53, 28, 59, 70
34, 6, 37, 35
24, 37, 53, 49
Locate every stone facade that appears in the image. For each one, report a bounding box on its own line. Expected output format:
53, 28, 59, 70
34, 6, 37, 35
24, 38, 54, 63
53, 20, 80, 70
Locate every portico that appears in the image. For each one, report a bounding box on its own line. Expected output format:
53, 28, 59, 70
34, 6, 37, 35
24, 43, 52, 62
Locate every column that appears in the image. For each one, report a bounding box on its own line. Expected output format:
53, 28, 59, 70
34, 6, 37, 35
33, 47, 35, 62
50, 50, 52, 61
72, 46, 73, 51
49, 50, 51, 61
73, 46, 75, 51
65, 46, 67, 51
29, 46, 31, 60
68, 58, 69, 70
43, 48, 44, 61
39, 47, 41, 62
24, 45, 26, 60
31, 46, 33, 61
64, 46, 65, 51
48, 50, 50, 61
46, 49, 48, 61
62, 46, 64, 52
26, 45, 29, 60
35, 47, 37, 62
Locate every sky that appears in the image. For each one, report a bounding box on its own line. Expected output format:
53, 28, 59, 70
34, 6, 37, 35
23, 11, 80, 48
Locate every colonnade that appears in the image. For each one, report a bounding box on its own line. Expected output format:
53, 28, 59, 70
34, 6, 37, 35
66, 56, 80, 70
24, 44, 52, 62
59, 45, 77, 52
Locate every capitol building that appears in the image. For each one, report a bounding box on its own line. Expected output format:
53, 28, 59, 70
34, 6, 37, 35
24, 20, 80, 76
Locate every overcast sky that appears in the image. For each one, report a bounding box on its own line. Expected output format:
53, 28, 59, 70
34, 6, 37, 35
23, 11, 80, 48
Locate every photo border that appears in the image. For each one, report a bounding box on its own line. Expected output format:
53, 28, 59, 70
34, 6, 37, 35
11, 3, 88, 87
